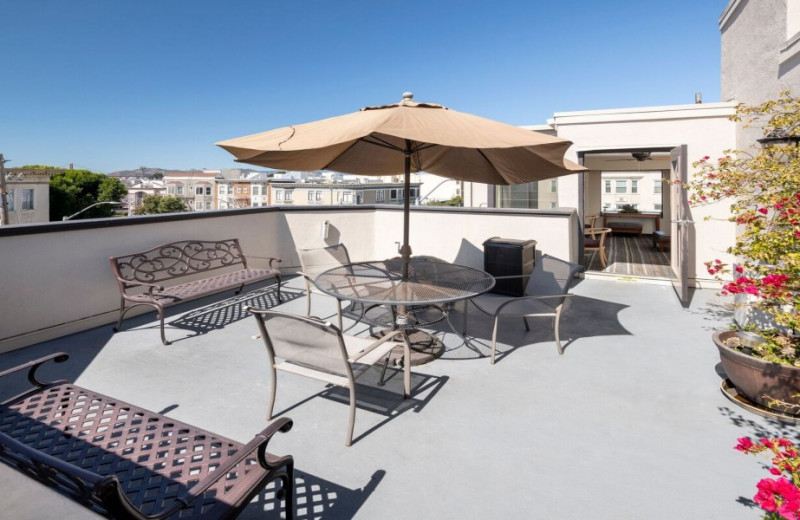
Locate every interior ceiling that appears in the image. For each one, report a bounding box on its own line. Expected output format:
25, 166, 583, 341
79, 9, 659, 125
582, 150, 671, 170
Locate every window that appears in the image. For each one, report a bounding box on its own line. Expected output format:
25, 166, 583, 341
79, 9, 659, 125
176, 186, 184, 195
168, 186, 175, 195
315, 191, 322, 202
615, 180, 626, 194
196, 187, 203, 195
219, 185, 227, 195
654, 181, 662, 194
410, 188, 417, 199
22, 189, 34, 210
285, 190, 293, 201
275, 190, 283, 201
343, 192, 352, 203
205, 186, 211, 196
631, 180, 639, 194
6, 189, 14, 211
308, 191, 314, 202
550, 201, 558, 208
195, 201, 202, 210
252, 186, 260, 196
390, 189, 399, 200
604, 180, 611, 193
654, 203, 663, 211
550, 179, 558, 192
377, 190, 385, 202
205, 201, 211, 210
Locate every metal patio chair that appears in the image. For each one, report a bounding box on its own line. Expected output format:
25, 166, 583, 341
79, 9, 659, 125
297, 243, 355, 330
470, 254, 582, 363
248, 308, 411, 447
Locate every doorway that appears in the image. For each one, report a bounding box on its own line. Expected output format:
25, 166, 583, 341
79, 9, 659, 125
580, 148, 674, 280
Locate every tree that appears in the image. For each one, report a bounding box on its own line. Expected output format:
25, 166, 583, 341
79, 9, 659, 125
425, 195, 463, 207
690, 91, 800, 363
134, 194, 188, 215
47, 169, 127, 221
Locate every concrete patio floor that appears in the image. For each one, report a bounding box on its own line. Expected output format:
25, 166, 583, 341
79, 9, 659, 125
0, 274, 794, 519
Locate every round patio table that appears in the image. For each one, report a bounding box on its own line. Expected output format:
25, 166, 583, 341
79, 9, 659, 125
314, 257, 495, 365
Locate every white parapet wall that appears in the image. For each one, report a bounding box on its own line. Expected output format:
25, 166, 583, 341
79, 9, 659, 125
0, 205, 577, 353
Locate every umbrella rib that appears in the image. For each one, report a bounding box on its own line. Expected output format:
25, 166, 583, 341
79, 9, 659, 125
360, 136, 405, 153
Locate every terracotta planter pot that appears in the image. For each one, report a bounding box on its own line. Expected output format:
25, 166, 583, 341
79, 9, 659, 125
714, 330, 800, 414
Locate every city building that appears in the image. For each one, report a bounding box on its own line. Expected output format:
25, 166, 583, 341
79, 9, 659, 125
164, 171, 218, 212
2, 168, 55, 224
126, 179, 166, 214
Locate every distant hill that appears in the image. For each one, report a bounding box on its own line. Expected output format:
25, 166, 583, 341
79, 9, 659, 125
107, 167, 267, 178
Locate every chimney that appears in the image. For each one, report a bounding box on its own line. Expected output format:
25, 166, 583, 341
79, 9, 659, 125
695, 92, 702, 104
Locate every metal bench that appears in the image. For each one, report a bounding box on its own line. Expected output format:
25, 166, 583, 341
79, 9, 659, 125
0, 353, 294, 519
607, 221, 643, 236
110, 239, 282, 344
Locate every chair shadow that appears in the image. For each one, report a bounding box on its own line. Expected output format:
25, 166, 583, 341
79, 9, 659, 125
245, 469, 386, 519
273, 369, 448, 446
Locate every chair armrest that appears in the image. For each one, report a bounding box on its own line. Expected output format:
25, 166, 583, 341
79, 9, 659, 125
491, 274, 528, 280
495, 293, 574, 314
347, 330, 406, 362
0, 352, 70, 389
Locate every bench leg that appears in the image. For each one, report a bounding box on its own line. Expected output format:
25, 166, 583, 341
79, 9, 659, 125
155, 305, 172, 345
279, 463, 295, 520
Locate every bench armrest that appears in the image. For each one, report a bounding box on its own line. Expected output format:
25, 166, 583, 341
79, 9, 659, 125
0, 352, 70, 390
117, 279, 165, 294
174, 418, 294, 507
246, 255, 282, 270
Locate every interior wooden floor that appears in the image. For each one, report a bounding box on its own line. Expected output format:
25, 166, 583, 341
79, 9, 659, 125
583, 234, 672, 278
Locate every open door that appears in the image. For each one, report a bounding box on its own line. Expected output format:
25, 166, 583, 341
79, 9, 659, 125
669, 145, 692, 305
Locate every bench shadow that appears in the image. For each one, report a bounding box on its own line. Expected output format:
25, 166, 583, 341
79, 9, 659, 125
245, 469, 386, 519
165, 284, 304, 341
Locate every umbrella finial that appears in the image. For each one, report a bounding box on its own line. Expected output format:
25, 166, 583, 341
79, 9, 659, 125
402, 91, 414, 103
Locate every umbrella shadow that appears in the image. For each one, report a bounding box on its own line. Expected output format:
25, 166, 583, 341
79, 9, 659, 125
423, 293, 632, 361
244, 469, 386, 519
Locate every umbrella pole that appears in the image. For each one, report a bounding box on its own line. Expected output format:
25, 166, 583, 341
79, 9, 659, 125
401, 141, 412, 279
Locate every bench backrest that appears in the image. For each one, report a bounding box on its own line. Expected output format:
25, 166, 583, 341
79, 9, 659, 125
110, 239, 247, 284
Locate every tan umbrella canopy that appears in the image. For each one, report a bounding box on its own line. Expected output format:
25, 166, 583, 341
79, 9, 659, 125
217, 92, 585, 274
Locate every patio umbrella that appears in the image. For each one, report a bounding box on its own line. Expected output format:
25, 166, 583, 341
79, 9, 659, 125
216, 92, 585, 276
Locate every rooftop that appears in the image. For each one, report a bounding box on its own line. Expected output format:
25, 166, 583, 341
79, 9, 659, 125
0, 270, 785, 519
0, 206, 786, 519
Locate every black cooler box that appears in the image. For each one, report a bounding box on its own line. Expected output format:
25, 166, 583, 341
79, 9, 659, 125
483, 237, 536, 297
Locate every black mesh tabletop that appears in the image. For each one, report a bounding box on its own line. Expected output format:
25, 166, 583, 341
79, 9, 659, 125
314, 258, 495, 306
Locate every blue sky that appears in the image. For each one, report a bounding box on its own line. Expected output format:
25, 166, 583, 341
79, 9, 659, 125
2, 1, 727, 173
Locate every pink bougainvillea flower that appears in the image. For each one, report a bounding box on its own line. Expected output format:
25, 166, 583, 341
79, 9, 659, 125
736, 437, 755, 451
735, 265, 744, 273
759, 207, 769, 215
755, 478, 780, 512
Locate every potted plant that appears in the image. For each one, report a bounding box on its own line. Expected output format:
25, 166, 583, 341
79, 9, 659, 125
689, 91, 800, 414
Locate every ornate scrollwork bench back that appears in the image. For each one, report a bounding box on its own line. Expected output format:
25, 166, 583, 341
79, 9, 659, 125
110, 239, 282, 344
